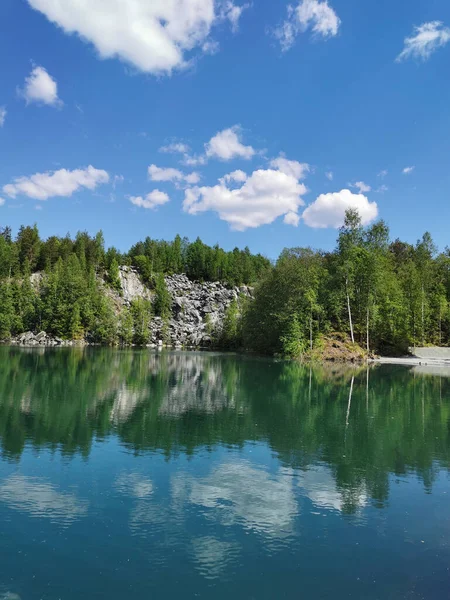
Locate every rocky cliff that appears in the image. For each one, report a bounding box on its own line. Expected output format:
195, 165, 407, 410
9, 268, 252, 348
117, 267, 252, 348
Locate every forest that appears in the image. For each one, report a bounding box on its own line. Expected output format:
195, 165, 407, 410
0, 210, 449, 356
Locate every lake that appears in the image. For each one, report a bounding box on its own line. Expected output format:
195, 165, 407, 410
0, 348, 449, 599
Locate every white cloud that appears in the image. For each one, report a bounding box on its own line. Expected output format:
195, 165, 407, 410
402, 166, 415, 175
350, 181, 371, 193
113, 174, 124, 189
220, 1, 249, 33
3, 166, 109, 201
302, 189, 378, 228
19, 65, 62, 107
182, 153, 208, 167
221, 169, 248, 183
205, 126, 255, 161
185, 172, 201, 184
0, 198, 5, 206
284, 211, 300, 226
275, 0, 341, 51
130, 190, 170, 210
270, 156, 310, 179
378, 169, 388, 178
0, 106, 6, 127
27, 0, 247, 76
376, 184, 389, 194
148, 164, 199, 186
160, 142, 191, 154
184, 161, 308, 230
396, 21, 450, 62
325, 171, 333, 181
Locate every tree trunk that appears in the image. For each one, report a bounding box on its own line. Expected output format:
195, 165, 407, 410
366, 304, 370, 353
421, 283, 425, 346
346, 277, 354, 344
310, 308, 313, 352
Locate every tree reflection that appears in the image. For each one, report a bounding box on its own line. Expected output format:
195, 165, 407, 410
0, 347, 449, 512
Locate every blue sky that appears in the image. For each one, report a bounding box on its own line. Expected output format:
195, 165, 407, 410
1, 0, 450, 258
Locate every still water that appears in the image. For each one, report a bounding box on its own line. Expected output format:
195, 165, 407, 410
0, 348, 449, 599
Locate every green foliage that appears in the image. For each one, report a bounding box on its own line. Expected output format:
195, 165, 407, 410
219, 299, 242, 350
1, 217, 450, 355
118, 308, 134, 345
154, 273, 171, 319
281, 314, 307, 358
130, 298, 152, 345
107, 258, 122, 292
129, 234, 270, 286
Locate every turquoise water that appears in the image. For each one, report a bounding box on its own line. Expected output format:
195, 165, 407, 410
0, 348, 449, 599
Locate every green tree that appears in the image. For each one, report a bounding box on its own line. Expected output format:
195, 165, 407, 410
131, 298, 151, 345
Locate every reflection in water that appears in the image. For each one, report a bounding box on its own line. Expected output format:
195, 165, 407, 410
0, 347, 449, 509
174, 461, 297, 537
191, 536, 240, 580
1, 348, 450, 598
115, 472, 154, 499
0, 474, 88, 525
298, 465, 367, 514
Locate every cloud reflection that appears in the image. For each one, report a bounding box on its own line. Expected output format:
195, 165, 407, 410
0, 475, 88, 525
172, 460, 297, 538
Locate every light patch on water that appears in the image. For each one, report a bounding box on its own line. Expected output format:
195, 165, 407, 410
298, 465, 367, 514
115, 473, 154, 499
0, 474, 88, 525
172, 460, 297, 538
191, 536, 240, 580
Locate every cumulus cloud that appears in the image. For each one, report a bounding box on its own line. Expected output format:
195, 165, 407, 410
19, 65, 62, 107
378, 169, 388, 178
396, 21, 450, 62
221, 169, 248, 183
205, 126, 255, 161
130, 190, 170, 210
284, 211, 300, 226
0, 106, 6, 127
275, 0, 341, 51
350, 181, 371, 193
148, 164, 200, 185
402, 166, 415, 175
375, 184, 389, 194
3, 166, 109, 201
183, 160, 308, 230
325, 171, 333, 181
27, 0, 247, 76
270, 156, 310, 179
302, 189, 378, 229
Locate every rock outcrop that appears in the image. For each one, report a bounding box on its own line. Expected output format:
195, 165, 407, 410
2, 268, 252, 348
118, 266, 152, 304
148, 273, 252, 348
8, 331, 85, 347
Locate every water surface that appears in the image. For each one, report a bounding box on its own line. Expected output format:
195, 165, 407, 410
0, 348, 449, 599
